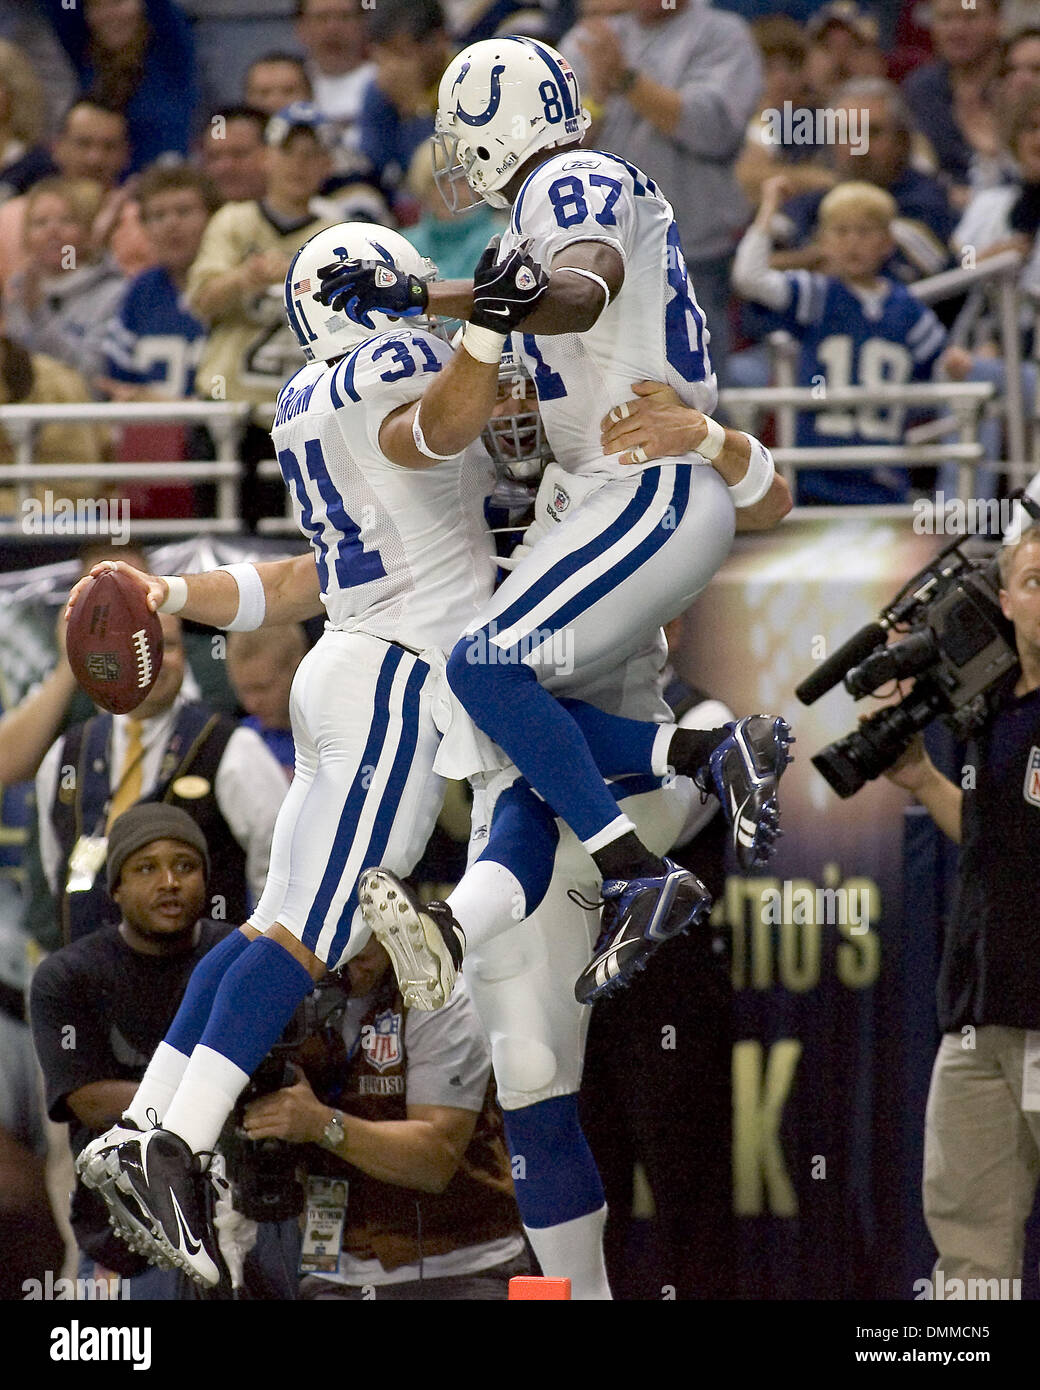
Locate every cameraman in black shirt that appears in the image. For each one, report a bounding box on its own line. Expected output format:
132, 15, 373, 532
885, 522, 1040, 1298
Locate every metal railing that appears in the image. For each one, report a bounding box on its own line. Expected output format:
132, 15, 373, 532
2, 253, 1036, 537
0, 400, 251, 536
912, 248, 1028, 481
719, 378, 995, 499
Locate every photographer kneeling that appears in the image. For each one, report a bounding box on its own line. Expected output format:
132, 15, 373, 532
886, 522, 1040, 1298
242, 934, 528, 1300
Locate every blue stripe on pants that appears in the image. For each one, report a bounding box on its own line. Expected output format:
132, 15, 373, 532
446, 469, 689, 843
301, 646, 402, 954
323, 655, 429, 964
489, 468, 664, 636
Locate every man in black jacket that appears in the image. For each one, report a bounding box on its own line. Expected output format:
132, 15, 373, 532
885, 523, 1040, 1298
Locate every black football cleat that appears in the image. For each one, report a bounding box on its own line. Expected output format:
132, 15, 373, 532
78, 1117, 175, 1269
77, 1117, 145, 1193
358, 868, 466, 1011
704, 715, 794, 871
574, 858, 712, 1006
104, 1128, 228, 1288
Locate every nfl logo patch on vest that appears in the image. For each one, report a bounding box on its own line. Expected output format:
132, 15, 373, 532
1024, 746, 1040, 808
361, 1009, 402, 1072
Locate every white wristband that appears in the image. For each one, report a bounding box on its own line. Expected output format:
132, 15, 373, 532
220, 562, 267, 631
695, 414, 726, 461
462, 322, 507, 364
412, 403, 459, 461
158, 576, 188, 614
728, 437, 775, 509
555, 266, 612, 306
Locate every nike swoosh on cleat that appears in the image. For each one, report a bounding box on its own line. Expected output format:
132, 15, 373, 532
168, 1190, 203, 1257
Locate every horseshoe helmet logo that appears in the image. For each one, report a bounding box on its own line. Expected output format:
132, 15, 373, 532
455, 62, 507, 127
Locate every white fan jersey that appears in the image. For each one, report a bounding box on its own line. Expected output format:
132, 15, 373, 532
271, 326, 497, 651
498, 149, 718, 480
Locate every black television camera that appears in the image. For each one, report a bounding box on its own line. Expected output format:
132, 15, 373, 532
222, 977, 352, 1222
224, 1048, 306, 1224
795, 498, 1040, 798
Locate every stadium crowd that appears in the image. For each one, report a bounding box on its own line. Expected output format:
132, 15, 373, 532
0, 0, 1035, 518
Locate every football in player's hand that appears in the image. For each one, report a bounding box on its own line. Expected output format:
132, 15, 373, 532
66, 569, 163, 714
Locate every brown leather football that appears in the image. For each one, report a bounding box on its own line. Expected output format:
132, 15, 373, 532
66, 569, 164, 715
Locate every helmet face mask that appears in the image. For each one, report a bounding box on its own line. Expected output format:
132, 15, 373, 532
431, 129, 497, 214
481, 339, 554, 483
433, 37, 590, 214
284, 222, 439, 363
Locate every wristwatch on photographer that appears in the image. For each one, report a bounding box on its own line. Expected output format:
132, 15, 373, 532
321, 1110, 345, 1151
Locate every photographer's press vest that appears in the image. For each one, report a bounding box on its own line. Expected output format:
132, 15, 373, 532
318, 984, 520, 1272
50, 703, 248, 943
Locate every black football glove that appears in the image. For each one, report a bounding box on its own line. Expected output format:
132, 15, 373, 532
469, 238, 549, 334
313, 259, 429, 329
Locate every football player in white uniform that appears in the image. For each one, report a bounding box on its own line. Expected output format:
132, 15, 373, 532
319, 36, 793, 1004
67, 221, 551, 1288
358, 344, 787, 1299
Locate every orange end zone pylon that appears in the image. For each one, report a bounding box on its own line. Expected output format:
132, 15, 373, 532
508, 1276, 572, 1300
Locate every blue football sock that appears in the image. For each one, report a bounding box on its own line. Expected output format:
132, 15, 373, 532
502, 1094, 605, 1228
197, 935, 314, 1078
446, 643, 631, 845
479, 778, 558, 916
164, 928, 252, 1059
558, 697, 662, 775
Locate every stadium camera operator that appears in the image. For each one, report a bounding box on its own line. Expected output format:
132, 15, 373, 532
883, 521, 1040, 1297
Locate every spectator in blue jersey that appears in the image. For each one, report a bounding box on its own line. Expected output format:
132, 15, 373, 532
356, 0, 451, 205
732, 175, 948, 505
226, 626, 308, 781
41, 0, 199, 174
98, 163, 220, 403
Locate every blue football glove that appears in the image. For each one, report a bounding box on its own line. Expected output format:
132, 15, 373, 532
314, 259, 429, 329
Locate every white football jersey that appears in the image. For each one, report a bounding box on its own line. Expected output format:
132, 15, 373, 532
271, 327, 497, 651
499, 149, 718, 479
